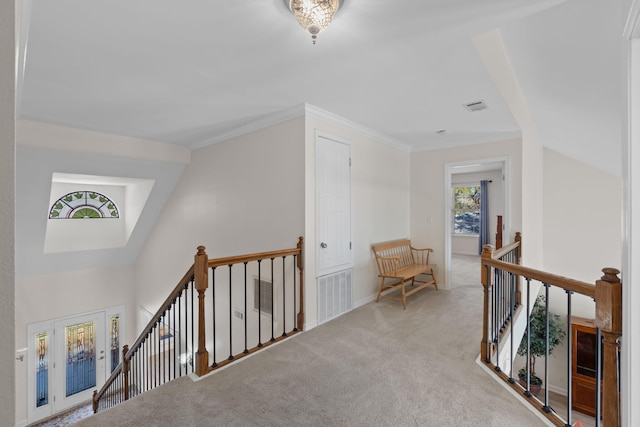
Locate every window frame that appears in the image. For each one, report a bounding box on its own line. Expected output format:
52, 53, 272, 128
452, 184, 481, 236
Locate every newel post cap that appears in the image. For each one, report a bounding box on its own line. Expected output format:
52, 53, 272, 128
481, 244, 494, 257
601, 267, 620, 283
596, 267, 622, 335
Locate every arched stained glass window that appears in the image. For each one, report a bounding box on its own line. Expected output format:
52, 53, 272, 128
49, 191, 119, 219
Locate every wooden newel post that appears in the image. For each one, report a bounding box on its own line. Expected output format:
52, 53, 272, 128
595, 267, 622, 427
92, 390, 98, 413
481, 244, 494, 362
514, 232, 522, 306
122, 345, 130, 400
194, 246, 210, 376
296, 236, 305, 331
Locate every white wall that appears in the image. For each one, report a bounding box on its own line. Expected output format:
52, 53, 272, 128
304, 114, 411, 326
134, 118, 305, 334
541, 148, 623, 394
451, 170, 504, 254
411, 139, 523, 287
623, 4, 640, 424
0, 0, 15, 423
473, 30, 544, 268
542, 148, 622, 284
14, 265, 136, 424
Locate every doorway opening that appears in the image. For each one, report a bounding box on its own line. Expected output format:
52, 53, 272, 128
444, 158, 509, 288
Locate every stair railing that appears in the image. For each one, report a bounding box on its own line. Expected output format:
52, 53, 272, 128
481, 234, 622, 426
93, 237, 304, 413
481, 232, 522, 361
93, 267, 196, 412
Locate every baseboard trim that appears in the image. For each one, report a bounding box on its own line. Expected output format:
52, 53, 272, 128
354, 293, 377, 309
304, 320, 318, 331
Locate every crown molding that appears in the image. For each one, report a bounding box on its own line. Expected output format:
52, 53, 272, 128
303, 104, 412, 152
190, 103, 412, 153
188, 104, 306, 149
411, 130, 522, 153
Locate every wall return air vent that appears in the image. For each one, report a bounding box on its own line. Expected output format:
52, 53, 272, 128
463, 100, 489, 112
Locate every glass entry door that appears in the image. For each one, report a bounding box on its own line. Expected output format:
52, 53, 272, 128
28, 309, 117, 423
54, 313, 106, 410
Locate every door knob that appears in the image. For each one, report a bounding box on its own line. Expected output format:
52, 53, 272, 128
320, 242, 327, 248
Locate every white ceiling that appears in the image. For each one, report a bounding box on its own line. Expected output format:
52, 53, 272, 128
20, 0, 579, 152
16, 0, 624, 275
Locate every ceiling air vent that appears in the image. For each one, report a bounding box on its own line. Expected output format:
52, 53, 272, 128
463, 100, 489, 112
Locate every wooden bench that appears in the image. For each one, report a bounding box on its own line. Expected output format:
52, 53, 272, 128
372, 239, 437, 309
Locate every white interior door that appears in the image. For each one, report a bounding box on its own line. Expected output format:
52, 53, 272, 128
316, 133, 352, 275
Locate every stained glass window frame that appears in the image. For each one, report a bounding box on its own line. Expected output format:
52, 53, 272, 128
49, 191, 120, 219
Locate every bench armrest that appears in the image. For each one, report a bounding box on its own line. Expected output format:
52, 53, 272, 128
410, 246, 433, 265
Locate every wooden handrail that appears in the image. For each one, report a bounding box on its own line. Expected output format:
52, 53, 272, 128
207, 248, 302, 268
482, 257, 595, 299
480, 233, 622, 427
94, 265, 196, 412
92, 364, 122, 412
125, 266, 195, 359
94, 238, 305, 413
491, 240, 520, 260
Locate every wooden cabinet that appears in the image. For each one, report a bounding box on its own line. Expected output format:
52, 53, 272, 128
571, 317, 600, 416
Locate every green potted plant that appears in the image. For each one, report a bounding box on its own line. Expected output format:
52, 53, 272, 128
517, 295, 566, 396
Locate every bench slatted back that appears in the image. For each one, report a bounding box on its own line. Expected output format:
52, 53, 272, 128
372, 239, 415, 274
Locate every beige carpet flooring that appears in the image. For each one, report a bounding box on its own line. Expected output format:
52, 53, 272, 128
75, 255, 555, 427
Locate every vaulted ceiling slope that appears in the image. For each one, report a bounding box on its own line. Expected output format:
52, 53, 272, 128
16, 122, 189, 277
500, 0, 623, 176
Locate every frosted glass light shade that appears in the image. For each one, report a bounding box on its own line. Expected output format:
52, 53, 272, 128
289, 0, 340, 44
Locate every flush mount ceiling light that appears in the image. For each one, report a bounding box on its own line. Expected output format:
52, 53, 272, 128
286, 0, 343, 44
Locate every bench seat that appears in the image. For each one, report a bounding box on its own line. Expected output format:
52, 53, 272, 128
372, 239, 437, 309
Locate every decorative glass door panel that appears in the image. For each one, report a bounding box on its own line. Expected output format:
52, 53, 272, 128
54, 313, 105, 411
28, 307, 123, 425
110, 314, 120, 373
28, 322, 54, 422
64, 320, 97, 396
35, 332, 49, 408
